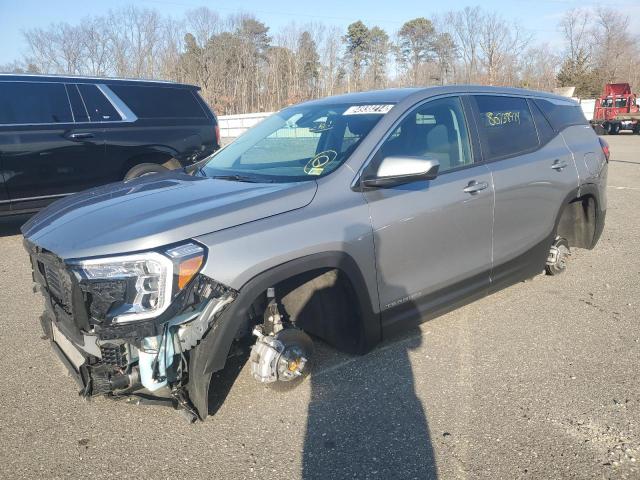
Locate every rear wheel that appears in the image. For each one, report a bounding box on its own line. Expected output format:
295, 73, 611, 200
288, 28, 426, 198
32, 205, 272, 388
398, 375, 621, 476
545, 237, 570, 276
124, 163, 169, 181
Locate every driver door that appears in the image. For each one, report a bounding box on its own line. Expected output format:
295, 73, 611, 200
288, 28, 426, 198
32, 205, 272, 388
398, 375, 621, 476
361, 96, 494, 332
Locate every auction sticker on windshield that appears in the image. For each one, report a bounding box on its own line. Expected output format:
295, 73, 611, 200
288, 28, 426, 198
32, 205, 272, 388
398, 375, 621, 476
343, 104, 394, 115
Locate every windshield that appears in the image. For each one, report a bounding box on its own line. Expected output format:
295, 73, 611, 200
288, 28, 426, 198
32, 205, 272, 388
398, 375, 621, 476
200, 103, 394, 182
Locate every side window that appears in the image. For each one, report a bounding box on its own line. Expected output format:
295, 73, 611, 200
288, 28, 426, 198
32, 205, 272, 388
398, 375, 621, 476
528, 99, 555, 145
474, 95, 538, 160
0, 81, 72, 125
108, 85, 207, 119
534, 98, 587, 131
65, 84, 89, 123
77, 84, 121, 122
376, 96, 473, 174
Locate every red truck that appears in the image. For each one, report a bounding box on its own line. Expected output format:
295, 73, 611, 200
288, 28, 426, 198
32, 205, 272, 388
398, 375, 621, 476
592, 83, 640, 134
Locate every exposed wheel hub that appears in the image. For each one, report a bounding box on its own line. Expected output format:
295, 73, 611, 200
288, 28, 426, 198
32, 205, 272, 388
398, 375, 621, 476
250, 327, 312, 383
546, 237, 570, 275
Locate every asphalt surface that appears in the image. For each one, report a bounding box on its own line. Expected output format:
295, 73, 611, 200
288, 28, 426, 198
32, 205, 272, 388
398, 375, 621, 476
0, 135, 638, 479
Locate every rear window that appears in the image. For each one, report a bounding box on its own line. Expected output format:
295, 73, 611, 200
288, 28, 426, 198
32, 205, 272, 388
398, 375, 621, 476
0, 81, 73, 125
108, 85, 207, 119
534, 99, 587, 131
474, 95, 539, 160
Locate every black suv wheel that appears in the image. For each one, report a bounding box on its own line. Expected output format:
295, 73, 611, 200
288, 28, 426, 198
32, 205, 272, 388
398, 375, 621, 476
124, 163, 169, 180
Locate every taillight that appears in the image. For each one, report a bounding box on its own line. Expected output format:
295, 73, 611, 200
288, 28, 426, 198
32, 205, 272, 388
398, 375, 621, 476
214, 124, 221, 147
599, 137, 610, 162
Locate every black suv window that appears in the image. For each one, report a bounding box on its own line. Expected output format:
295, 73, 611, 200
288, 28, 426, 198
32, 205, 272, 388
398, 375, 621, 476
376, 96, 473, 174
0, 81, 73, 125
77, 84, 121, 122
65, 84, 89, 122
108, 85, 206, 119
533, 98, 587, 131
474, 95, 538, 160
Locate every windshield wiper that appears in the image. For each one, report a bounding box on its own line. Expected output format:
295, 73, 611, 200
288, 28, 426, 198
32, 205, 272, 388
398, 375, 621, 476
210, 174, 265, 183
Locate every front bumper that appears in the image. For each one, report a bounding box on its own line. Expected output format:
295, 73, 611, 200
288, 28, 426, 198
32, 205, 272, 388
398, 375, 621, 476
26, 241, 237, 419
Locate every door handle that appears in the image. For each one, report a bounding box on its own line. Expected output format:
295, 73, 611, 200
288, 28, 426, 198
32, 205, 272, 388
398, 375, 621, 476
551, 159, 568, 171
463, 180, 489, 194
67, 132, 94, 141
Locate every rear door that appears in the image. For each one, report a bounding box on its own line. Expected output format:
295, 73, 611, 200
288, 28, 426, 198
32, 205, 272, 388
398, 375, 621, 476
0, 81, 106, 212
470, 95, 578, 290
362, 95, 494, 331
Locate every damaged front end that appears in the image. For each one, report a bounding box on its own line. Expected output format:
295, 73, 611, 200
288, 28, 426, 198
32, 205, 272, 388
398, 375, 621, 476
25, 240, 236, 422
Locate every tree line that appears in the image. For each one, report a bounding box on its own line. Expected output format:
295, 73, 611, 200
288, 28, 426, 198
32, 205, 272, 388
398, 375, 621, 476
2, 5, 638, 114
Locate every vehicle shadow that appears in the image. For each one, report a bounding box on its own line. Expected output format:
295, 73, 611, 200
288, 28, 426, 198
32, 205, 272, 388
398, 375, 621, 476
0, 214, 30, 237
301, 227, 437, 479
302, 326, 437, 480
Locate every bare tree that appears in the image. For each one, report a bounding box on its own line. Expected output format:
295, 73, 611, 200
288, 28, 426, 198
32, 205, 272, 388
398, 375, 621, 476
24, 23, 84, 74
519, 44, 561, 91
185, 7, 222, 48
560, 9, 592, 69
444, 7, 482, 83
432, 33, 457, 85
593, 8, 633, 83
79, 16, 113, 76
478, 12, 529, 85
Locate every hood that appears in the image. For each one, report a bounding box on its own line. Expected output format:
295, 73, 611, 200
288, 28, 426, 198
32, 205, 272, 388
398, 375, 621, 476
22, 171, 317, 259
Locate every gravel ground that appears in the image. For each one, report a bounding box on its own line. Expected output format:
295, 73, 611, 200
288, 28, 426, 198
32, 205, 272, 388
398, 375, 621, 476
0, 134, 638, 480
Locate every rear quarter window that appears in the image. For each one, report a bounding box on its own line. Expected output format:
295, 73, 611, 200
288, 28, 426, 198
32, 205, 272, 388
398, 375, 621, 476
528, 99, 556, 145
0, 81, 73, 125
473, 95, 539, 160
77, 84, 120, 122
534, 99, 587, 131
108, 85, 207, 119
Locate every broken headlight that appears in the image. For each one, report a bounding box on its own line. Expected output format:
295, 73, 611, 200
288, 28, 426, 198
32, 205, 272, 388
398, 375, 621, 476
72, 243, 206, 323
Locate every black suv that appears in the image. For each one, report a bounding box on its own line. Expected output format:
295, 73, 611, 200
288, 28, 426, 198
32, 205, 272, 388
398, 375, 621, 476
0, 74, 220, 216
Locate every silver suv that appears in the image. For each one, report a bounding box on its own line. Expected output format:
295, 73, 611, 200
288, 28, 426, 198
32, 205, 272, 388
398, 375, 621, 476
23, 86, 608, 421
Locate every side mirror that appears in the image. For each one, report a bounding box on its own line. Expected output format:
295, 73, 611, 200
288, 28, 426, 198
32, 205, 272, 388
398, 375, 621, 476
362, 156, 440, 189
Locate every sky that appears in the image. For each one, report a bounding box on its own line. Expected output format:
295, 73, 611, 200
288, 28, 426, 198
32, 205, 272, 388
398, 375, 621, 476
1, 0, 639, 65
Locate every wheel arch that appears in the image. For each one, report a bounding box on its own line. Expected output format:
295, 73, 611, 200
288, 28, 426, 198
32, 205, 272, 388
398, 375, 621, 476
187, 251, 381, 419
554, 184, 604, 250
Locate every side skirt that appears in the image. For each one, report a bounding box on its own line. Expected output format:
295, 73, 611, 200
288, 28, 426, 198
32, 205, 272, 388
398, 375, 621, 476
381, 234, 552, 339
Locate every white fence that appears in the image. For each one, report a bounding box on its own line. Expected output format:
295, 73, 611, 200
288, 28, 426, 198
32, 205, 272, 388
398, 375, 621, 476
579, 99, 595, 121
217, 112, 274, 139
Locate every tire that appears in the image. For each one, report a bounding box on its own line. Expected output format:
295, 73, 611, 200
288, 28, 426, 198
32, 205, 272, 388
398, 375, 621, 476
545, 237, 570, 276
606, 122, 620, 135
124, 163, 169, 181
